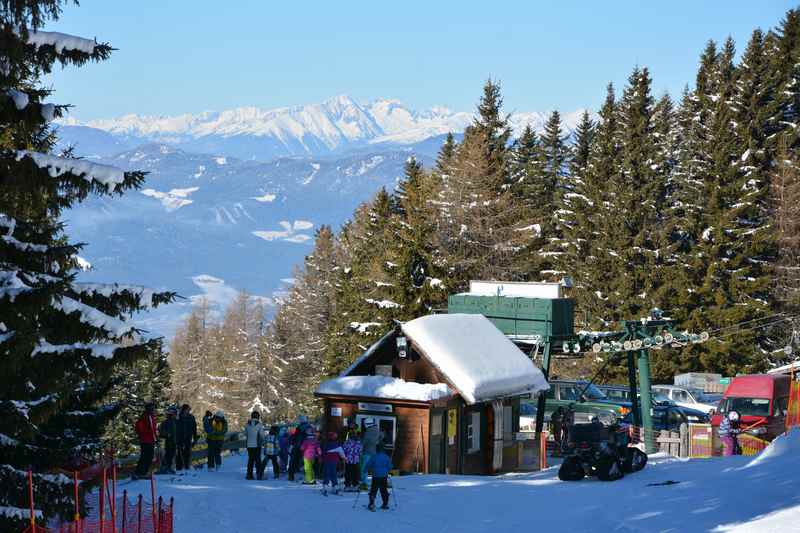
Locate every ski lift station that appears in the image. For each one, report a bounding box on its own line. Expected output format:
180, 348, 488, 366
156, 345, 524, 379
316, 280, 705, 473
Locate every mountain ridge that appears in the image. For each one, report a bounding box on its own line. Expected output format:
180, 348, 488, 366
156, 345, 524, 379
57, 95, 587, 161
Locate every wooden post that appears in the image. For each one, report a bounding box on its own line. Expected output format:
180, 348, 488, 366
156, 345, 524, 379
538, 431, 548, 470
121, 490, 127, 533
679, 423, 688, 458
28, 470, 36, 533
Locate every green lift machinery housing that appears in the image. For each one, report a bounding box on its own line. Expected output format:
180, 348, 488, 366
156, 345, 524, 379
448, 283, 709, 453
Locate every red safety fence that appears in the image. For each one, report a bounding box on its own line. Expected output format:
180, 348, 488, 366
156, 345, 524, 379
786, 380, 800, 430
21, 466, 174, 533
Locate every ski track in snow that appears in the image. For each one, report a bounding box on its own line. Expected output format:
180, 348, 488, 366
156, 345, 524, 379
120, 431, 800, 533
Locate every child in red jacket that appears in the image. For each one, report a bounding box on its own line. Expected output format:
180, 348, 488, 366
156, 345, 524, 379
321, 432, 346, 495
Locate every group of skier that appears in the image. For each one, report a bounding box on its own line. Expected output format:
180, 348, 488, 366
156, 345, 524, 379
133, 402, 199, 479
134, 405, 394, 510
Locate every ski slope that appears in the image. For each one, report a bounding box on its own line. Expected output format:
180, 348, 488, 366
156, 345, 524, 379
124, 430, 800, 533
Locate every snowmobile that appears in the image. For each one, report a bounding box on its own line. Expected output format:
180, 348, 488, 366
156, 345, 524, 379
557, 418, 647, 482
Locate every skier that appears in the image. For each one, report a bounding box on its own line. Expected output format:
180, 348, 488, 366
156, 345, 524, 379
278, 426, 290, 474
720, 410, 741, 456
300, 426, 321, 484
245, 411, 265, 480
157, 406, 178, 474
365, 444, 393, 511
342, 428, 362, 491
176, 404, 197, 471
133, 402, 157, 479
359, 419, 382, 490
321, 432, 346, 495
289, 417, 309, 481
207, 410, 228, 471
260, 425, 280, 480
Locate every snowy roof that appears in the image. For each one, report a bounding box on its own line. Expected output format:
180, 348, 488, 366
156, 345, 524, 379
401, 314, 548, 404
316, 375, 452, 402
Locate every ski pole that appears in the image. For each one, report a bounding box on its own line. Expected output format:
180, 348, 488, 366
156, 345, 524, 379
390, 475, 399, 510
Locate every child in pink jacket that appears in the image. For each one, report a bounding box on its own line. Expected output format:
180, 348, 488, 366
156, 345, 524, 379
300, 428, 321, 484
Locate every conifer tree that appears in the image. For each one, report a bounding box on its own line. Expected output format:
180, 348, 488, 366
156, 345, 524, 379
387, 157, 447, 317
434, 79, 525, 285
0, 3, 174, 528
102, 348, 172, 456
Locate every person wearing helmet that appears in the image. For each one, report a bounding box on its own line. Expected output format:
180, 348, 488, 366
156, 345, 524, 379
321, 431, 346, 495
206, 410, 228, 471
719, 410, 741, 456
245, 411, 265, 480
133, 402, 157, 479
359, 419, 382, 490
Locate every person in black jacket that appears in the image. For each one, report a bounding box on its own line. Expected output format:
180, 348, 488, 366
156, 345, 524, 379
157, 406, 178, 474
176, 404, 198, 471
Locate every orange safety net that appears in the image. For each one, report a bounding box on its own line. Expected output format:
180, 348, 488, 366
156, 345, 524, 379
786, 380, 800, 430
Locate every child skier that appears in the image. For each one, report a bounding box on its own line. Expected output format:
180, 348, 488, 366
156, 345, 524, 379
260, 425, 280, 479
278, 426, 290, 474
300, 427, 321, 484
321, 432, 346, 495
720, 410, 741, 456
342, 429, 362, 491
365, 444, 393, 511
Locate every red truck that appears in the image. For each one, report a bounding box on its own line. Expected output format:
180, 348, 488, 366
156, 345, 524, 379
711, 374, 790, 441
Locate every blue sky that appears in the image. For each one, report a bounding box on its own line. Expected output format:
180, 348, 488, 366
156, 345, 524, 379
46, 1, 797, 120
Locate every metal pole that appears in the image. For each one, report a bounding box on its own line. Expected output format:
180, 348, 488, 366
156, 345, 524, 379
137, 495, 142, 533
150, 475, 157, 531
534, 341, 552, 435
111, 464, 117, 533
157, 496, 162, 533
637, 348, 655, 453
627, 351, 642, 428
121, 491, 127, 533
100, 468, 106, 533
74, 471, 81, 533
28, 470, 36, 533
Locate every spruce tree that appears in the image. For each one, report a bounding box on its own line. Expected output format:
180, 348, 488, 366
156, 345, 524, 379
102, 348, 172, 456
434, 80, 525, 285
0, 3, 174, 528
387, 157, 447, 318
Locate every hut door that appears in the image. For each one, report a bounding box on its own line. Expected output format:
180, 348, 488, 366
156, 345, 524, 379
429, 409, 446, 474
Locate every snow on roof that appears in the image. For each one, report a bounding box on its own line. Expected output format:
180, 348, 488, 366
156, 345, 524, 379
463, 280, 562, 299
401, 314, 549, 404
317, 375, 451, 402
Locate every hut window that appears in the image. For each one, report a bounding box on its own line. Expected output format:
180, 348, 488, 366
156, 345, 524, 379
467, 411, 481, 453
503, 406, 513, 442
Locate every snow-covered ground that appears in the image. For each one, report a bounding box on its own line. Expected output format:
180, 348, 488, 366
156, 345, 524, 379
123, 431, 800, 533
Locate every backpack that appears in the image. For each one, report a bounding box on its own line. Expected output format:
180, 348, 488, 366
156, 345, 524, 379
264, 435, 277, 456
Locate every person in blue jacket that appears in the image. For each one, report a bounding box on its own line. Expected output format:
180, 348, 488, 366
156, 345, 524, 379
365, 444, 393, 511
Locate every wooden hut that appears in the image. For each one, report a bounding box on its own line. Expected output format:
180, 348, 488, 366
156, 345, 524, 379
315, 313, 548, 475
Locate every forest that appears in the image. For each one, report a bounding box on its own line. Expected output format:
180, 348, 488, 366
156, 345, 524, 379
169, 9, 800, 423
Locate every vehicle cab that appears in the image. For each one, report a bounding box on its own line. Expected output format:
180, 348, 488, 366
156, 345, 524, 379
710, 374, 790, 441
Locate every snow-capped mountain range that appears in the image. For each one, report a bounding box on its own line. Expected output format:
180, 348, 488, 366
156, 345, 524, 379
60, 95, 586, 339
58, 95, 585, 161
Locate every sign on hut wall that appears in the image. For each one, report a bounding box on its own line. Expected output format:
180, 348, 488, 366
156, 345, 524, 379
331, 407, 342, 417
359, 402, 393, 413
448, 408, 457, 445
